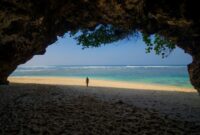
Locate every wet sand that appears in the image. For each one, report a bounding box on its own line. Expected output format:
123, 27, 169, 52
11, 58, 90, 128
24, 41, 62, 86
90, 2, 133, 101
0, 78, 200, 134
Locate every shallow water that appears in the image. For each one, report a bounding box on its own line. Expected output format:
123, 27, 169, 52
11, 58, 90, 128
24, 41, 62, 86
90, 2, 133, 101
11, 65, 192, 88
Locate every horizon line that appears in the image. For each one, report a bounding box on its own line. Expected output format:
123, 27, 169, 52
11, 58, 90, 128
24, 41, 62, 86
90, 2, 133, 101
18, 64, 188, 67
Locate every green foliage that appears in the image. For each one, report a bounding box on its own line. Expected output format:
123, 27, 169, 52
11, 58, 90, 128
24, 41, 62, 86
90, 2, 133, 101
70, 25, 135, 48
70, 25, 175, 58
142, 33, 176, 58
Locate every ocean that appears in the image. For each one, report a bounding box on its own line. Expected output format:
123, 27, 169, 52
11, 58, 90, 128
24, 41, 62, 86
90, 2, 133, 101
11, 65, 192, 88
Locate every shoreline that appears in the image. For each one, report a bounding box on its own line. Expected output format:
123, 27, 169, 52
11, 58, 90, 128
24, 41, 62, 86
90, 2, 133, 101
2, 77, 200, 134
8, 76, 196, 92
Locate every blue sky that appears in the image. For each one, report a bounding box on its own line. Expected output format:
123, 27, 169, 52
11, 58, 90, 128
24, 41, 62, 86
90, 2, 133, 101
23, 33, 192, 66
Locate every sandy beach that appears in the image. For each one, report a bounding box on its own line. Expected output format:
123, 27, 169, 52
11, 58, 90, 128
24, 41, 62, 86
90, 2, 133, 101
0, 77, 200, 134
9, 77, 195, 92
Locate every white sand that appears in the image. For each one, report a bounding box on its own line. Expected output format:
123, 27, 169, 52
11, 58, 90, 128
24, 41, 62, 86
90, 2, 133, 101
9, 77, 195, 92
7, 77, 200, 121
0, 78, 200, 134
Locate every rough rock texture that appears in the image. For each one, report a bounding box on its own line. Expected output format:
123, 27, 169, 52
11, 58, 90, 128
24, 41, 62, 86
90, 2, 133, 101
0, 0, 200, 92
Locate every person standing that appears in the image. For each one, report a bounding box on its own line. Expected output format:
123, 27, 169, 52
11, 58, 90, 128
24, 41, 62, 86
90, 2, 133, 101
86, 77, 89, 87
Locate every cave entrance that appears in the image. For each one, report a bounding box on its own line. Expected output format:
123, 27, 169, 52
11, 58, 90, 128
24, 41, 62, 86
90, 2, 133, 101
10, 33, 194, 91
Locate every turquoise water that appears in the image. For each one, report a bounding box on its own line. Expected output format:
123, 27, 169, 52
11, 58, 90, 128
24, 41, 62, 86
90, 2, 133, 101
11, 65, 192, 88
